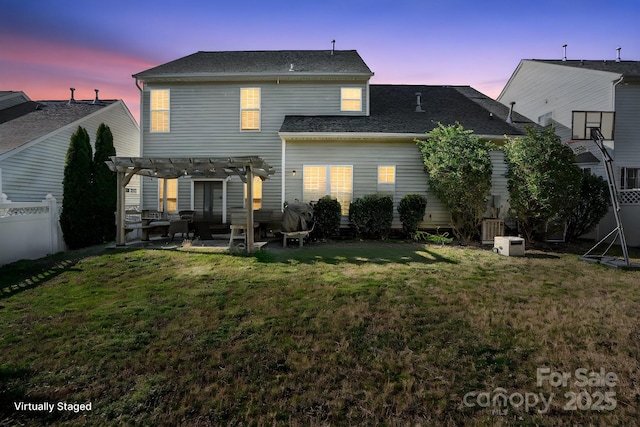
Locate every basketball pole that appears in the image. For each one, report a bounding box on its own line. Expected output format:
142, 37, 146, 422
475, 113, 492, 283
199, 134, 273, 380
580, 128, 639, 269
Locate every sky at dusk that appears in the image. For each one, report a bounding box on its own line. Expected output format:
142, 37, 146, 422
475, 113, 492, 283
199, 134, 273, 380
2, 0, 639, 122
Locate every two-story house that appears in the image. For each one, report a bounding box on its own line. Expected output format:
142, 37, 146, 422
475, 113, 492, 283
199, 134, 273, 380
497, 55, 640, 245
130, 49, 536, 241
0, 89, 140, 206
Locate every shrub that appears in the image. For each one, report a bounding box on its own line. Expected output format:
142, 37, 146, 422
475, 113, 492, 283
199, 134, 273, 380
415, 123, 493, 243
565, 173, 611, 242
398, 194, 427, 237
312, 196, 342, 239
349, 194, 394, 239
503, 126, 582, 243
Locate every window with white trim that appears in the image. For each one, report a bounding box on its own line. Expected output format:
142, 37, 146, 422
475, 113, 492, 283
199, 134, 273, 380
378, 165, 396, 194
621, 167, 640, 189
159, 178, 177, 212
303, 165, 353, 215
150, 89, 170, 132
241, 88, 261, 130
341, 87, 362, 112
244, 176, 263, 210
378, 166, 395, 184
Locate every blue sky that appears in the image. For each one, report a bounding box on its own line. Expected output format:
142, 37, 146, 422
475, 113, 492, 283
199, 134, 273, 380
2, 0, 639, 120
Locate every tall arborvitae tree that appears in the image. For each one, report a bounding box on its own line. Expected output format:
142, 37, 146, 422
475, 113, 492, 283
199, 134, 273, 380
93, 123, 117, 243
60, 126, 94, 249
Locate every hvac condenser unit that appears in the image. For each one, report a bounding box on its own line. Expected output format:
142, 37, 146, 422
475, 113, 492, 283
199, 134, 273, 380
493, 236, 525, 257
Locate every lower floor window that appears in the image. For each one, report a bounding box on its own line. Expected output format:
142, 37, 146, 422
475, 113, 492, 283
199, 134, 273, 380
244, 176, 263, 210
621, 167, 640, 189
303, 165, 352, 215
159, 178, 177, 212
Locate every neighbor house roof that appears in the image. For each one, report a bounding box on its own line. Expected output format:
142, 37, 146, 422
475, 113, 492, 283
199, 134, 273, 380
0, 100, 117, 155
533, 59, 640, 77
280, 85, 535, 137
133, 50, 373, 82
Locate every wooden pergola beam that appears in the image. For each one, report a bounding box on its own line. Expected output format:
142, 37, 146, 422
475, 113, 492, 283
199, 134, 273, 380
107, 156, 275, 253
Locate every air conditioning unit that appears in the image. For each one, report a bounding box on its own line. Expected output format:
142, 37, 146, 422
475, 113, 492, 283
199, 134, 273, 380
493, 236, 525, 257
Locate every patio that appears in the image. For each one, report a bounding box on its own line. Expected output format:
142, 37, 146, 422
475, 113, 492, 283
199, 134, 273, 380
107, 156, 276, 253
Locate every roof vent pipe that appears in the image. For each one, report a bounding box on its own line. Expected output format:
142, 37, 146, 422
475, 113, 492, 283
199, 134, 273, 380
415, 92, 424, 112
506, 101, 516, 124
92, 89, 99, 104
68, 87, 75, 104
562, 44, 567, 61
616, 47, 622, 62
331, 39, 335, 55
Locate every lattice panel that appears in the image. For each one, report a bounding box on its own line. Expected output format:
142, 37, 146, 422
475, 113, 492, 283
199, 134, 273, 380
620, 190, 640, 205
0, 206, 49, 218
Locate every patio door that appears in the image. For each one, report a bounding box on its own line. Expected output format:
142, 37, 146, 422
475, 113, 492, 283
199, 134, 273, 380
194, 181, 223, 220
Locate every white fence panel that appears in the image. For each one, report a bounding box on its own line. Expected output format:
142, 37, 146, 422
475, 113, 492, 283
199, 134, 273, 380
0, 194, 65, 266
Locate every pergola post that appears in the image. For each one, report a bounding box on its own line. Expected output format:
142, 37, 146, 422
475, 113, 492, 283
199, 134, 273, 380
161, 177, 168, 219
245, 166, 255, 254
115, 171, 126, 246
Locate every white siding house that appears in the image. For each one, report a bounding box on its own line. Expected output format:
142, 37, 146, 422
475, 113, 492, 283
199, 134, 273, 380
0, 93, 140, 207
498, 58, 640, 245
133, 50, 537, 232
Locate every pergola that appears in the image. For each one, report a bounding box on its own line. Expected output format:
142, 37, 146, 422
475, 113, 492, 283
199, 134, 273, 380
106, 156, 276, 253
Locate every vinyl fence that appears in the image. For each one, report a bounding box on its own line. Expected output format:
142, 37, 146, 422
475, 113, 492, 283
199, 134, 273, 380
0, 193, 66, 266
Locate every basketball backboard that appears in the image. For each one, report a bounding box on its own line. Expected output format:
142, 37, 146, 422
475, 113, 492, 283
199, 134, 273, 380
571, 111, 615, 140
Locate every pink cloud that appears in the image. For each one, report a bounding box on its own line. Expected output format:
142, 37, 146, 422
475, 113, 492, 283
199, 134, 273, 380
1, 32, 156, 121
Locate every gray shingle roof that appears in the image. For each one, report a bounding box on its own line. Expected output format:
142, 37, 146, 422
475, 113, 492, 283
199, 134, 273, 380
0, 100, 116, 155
280, 85, 535, 136
534, 59, 640, 77
133, 50, 373, 80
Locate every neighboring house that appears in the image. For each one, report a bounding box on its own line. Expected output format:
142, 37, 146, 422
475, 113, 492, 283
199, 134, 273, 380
133, 50, 536, 229
0, 90, 140, 207
497, 55, 640, 245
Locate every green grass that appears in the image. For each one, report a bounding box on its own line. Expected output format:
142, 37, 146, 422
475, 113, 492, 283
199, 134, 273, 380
1, 242, 640, 426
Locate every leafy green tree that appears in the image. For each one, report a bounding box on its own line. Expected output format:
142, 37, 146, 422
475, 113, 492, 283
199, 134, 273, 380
60, 126, 93, 249
415, 123, 492, 242
565, 172, 611, 242
503, 126, 582, 243
93, 123, 117, 243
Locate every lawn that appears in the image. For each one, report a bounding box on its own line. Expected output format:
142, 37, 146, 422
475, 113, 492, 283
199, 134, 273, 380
1, 241, 640, 426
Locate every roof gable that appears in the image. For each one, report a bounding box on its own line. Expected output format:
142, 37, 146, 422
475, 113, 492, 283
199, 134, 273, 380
0, 100, 117, 155
134, 50, 373, 81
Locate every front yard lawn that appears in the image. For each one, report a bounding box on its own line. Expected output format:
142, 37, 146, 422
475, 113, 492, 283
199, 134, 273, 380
1, 242, 639, 426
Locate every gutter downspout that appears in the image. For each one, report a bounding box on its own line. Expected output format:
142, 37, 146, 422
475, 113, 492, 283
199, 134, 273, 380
135, 78, 144, 212
611, 75, 624, 153
281, 135, 286, 211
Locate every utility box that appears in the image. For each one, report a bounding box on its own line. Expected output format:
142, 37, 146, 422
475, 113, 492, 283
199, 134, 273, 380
493, 236, 525, 257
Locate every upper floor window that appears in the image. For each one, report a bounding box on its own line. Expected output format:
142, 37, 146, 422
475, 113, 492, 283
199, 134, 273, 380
241, 88, 261, 130
538, 112, 552, 127
341, 87, 362, 112
150, 89, 170, 132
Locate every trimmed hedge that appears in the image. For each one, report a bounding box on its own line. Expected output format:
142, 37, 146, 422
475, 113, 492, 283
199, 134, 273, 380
313, 196, 342, 238
398, 194, 427, 237
349, 194, 394, 239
